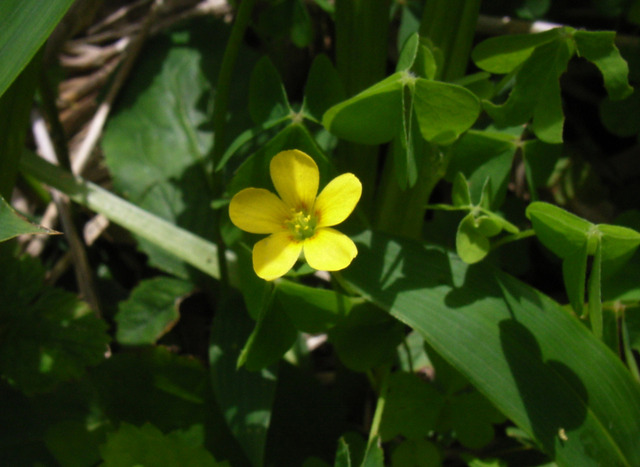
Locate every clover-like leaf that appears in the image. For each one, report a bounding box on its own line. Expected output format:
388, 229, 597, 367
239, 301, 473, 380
413, 79, 481, 145
322, 72, 405, 144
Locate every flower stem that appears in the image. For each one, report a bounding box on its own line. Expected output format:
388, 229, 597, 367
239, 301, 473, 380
367, 364, 391, 446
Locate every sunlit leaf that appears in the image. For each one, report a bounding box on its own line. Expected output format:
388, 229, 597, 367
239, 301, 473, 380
0, 0, 74, 98
344, 230, 640, 466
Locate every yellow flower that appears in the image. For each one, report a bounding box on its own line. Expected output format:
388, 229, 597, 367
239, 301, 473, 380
229, 149, 362, 281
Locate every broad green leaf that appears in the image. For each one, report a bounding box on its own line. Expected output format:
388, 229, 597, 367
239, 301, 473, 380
379, 372, 444, 441
0, 0, 75, 98
329, 303, 405, 372
472, 28, 563, 74
391, 439, 440, 467
237, 291, 298, 371
526, 202, 592, 259
115, 277, 194, 345
344, 230, 640, 466
249, 56, 291, 124
588, 241, 603, 338
412, 79, 481, 145
102, 20, 255, 278
0, 255, 109, 394
322, 72, 405, 144
274, 281, 353, 334
485, 39, 573, 143
209, 292, 277, 466
574, 30, 633, 101
446, 130, 517, 209
456, 212, 490, 264
20, 150, 225, 281
100, 422, 221, 467
303, 54, 346, 122
0, 194, 57, 242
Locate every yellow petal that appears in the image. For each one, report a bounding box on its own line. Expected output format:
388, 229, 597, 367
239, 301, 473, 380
229, 188, 289, 234
253, 232, 302, 280
303, 228, 357, 271
270, 150, 319, 211
314, 173, 362, 227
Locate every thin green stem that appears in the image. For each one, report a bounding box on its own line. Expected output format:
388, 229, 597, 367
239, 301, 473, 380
209, 0, 257, 286
367, 365, 391, 446
211, 0, 257, 172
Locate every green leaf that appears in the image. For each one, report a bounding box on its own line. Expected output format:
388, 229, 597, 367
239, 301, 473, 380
451, 172, 472, 207
329, 303, 405, 372
238, 290, 298, 371
0, 255, 109, 394
102, 20, 255, 278
446, 130, 517, 209
476, 216, 503, 238
598, 224, 640, 277
322, 72, 405, 144
485, 38, 573, 143
456, 212, 490, 264
344, 230, 640, 466
522, 139, 563, 201
115, 277, 194, 345
334, 438, 352, 467
274, 281, 353, 334
526, 202, 592, 259
379, 372, 445, 441
412, 79, 481, 145
0, 45, 41, 198
100, 422, 221, 467
249, 56, 291, 124
391, 439, 440, 467
209, 292, 277, 466
574, 30, 633, 101
91, 347, 208, 433
599, 91, 640, 137
396, 33, 421, 72
361, 437, 384, 467
0, 194, 58, 242
472, 28, 563, 74
20, 150, 225, 281
303, 54, 345, 122
0, 0, 75, 98
588, 241, 603, 338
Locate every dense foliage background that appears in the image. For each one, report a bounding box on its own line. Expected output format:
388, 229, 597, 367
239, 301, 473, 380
2, 0, 640, 465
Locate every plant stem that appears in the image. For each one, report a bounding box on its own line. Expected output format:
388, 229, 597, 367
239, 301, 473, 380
367, 364, 391, 445
210, 0, 257, 286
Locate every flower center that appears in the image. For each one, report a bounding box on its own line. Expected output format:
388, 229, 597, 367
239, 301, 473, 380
286, 209, 317, 241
